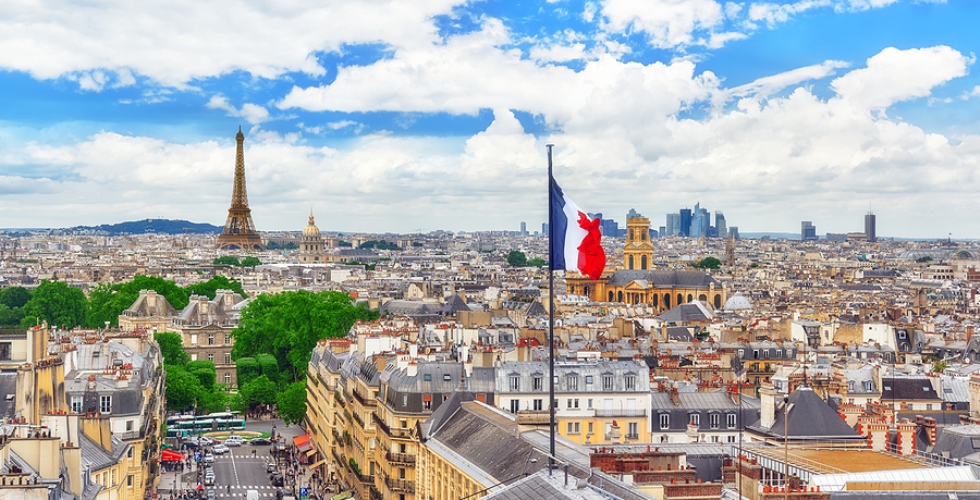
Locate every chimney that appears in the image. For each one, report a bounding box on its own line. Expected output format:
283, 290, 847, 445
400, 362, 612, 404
759, 382, 777, 429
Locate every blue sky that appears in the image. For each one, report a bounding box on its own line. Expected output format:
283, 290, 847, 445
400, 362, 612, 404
1, 0, 979, 238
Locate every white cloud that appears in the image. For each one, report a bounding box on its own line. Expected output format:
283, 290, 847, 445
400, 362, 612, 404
0, 0, 465, 89
830, 46, 969, 110
748, 1, 832, 28
961, 85, 980, 100
206, 96, 270, 124
721, 59, 850, 104
599, 0, 726, 48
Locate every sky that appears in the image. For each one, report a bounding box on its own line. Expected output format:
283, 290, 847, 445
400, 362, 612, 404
1, 0, 979, 239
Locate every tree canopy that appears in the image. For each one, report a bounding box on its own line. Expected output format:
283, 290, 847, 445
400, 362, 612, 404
21, 280, 87, 328
231, 290, 378, 383
155, 332, 190, 365
506, 250, 527, 267
187, 275, 246, 299
277, 381, 307, 425
693, 257, 722, 269
0, 287, 31, 309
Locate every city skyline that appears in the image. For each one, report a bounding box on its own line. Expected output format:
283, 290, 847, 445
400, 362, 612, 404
1, 1, 979, 238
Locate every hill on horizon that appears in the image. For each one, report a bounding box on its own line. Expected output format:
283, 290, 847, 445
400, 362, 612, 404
68, 219, 223, 235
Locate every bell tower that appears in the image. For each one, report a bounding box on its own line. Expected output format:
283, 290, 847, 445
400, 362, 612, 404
217, 127, 264, 251
623, 214, 654, 270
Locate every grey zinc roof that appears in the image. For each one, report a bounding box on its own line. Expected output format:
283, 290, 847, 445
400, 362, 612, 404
657, 302, 714, 323
606, 269, 720, 289
0, 372, 17, 419
751, 386, 861, 441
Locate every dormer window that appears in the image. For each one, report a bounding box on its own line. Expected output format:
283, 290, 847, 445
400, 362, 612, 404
424, 374, 432, 381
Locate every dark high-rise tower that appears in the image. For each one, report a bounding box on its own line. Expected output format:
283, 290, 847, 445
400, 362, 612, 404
217, 127, 264, 251
865, 212, 876, 242
679, 208, 692, 237
801, 221, 817, 241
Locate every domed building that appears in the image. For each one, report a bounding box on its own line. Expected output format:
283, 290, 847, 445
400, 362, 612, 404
299, 210, 325, 264
724, 292, 753, 312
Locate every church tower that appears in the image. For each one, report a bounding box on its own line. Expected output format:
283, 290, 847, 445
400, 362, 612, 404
299, 210, 325, 264
217, 127, 264, 251
624, 213, 655, 270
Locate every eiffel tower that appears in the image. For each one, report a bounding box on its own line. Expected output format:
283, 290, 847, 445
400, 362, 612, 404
216, 127, 264, 251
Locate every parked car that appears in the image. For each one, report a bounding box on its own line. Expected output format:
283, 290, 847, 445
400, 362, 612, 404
225, 436, 245, 447
212, 444, 230, 455
270, 473, 284, 487
250, 437, 272, 446
206, 490, 216, 500
203, 453, 215, 464
204, 470, 215, 485
267, 463, 277, 474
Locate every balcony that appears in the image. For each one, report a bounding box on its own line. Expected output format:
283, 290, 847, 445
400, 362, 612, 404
373, 413, 411, 438
357, 472, 374, 485
385, 478, 416, 494
351, 389, 377, 407
369, 487, 383, 500
594, 408, 647, 418
515, 410, 550, 425
386, 451, 417, 465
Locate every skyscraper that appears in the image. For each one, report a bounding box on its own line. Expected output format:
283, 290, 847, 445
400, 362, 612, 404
690, 203, 710, 238
520, 221, 526, 235
679, 208, 692, 237
865, 212, 876, 242
665, 213, 680, 236
801, 221, 817, 241
715, 211, 727, 239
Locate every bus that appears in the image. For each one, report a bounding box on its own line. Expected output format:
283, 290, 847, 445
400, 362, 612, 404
167, 412, 246, 437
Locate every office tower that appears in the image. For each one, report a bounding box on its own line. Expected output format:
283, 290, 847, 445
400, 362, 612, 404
666, 213, 680, 236
627, 208, 641, 219
659, 226, 666, 238
690, 203, 710, 239
520, 221, 526, 235
715, 211, 727, 239
865, 212, 876, 242
542, 222, 549, 235
728, 226, 739, 239
801, 221, 817, 241
679, 209, 692, 237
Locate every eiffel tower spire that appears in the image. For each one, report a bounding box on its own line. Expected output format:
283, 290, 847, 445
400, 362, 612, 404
217, 127, 264, 250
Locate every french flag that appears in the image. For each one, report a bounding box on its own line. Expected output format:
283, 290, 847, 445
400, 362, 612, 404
549, 177, 606, 280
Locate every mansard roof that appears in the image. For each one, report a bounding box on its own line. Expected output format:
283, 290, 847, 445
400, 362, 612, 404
606, 269, 720, 289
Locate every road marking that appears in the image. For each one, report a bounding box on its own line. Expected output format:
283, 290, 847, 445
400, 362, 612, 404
230, 449, 241, 487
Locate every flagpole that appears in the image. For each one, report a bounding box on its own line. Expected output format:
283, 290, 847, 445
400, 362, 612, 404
547, 144, 556, 474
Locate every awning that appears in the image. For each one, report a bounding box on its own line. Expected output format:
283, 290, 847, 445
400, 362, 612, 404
332, 492, 352, 500
161, 449, 185, 461
293, 434, 312, 452
305, 449, 316, 457
310, 459, 326, 469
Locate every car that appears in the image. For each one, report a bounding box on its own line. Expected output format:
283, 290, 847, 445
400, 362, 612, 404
250, 438, 272, 446
224, 436, 245, 447
267, 463, 277, 473
203, 453, 215, 464
206, 490, 216, 500
204, 471, 215, 486
270, 473, 284, 487
212, 444, 230, 455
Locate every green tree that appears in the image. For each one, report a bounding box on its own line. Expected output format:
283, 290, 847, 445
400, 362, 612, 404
235, 357, 260, 388
0, 287, 31, 308
506, 250, 527, 267
0, 304, 24, 326
240, 256, 261, 267
163, 365, 205, 411
22, 280, 87, 328
213, 256, 241, 266
187, 275, 246, 300
86, 275, 190, 328
527, 257, 547, 268
232, 290, 378, 383
693, 257, 722, 269
240, 375, 277, 407
155, 332, 190, 366
277, 381, 307, 425
199, 388, 229, 414
186, 360, 217, 390
256, 353, 279, 380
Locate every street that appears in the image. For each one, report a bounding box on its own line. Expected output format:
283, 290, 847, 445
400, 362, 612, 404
158, 419, 318, 500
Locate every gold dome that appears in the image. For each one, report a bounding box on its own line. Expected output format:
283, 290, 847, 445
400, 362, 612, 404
303, 210, 321, 238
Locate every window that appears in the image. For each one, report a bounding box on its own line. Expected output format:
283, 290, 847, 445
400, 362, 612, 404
126, 420, 134, 431
71, 396, 82, 413
100, 396, 112, 414
224, 373, 231, 384
566, 375, 579, 391
224, 335, 231, 345
510, 400, 520, 414
689, 413, 700, 426
586, 375, 594, 385
128, 447, 134, 459
509, 376, 520, 391
225, 353, 231, 364
424, 374, 431, 381
627, 422, 638, 439
190, 334, 197, 346
710, 413, 720, 429
533, 376, 543, 391
763, 350, 770, 359
587, 399, 593, 409
127, 475, 133, 487
423, 399, 431, 410
208, 353, 214, 362
602, 375, 613, 391
567, 398, 579, 409
208, 334, 215, 345
443, 374, 451, 381
727, 435, 736, 443
567, 422, 580, 434
588, 422, 593, 434
727, 413, 736, 428
625, 375, 636, 391
0, 342, 10, 361
659, 413, 670, 429
533, 399, 543, 411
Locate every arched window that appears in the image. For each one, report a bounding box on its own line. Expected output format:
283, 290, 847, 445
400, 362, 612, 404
629, 255, 634, 269
664, 294, 671, 309
618, 291, 624, 302
609, 291, 614, 302
714, 295, 722, 308
677, 293, 683, 305
584, 286, 591, 297
652, 295, 658, 307
687, 294, 693, 303
699, 294, 707, 302
641, 255, 648, 270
